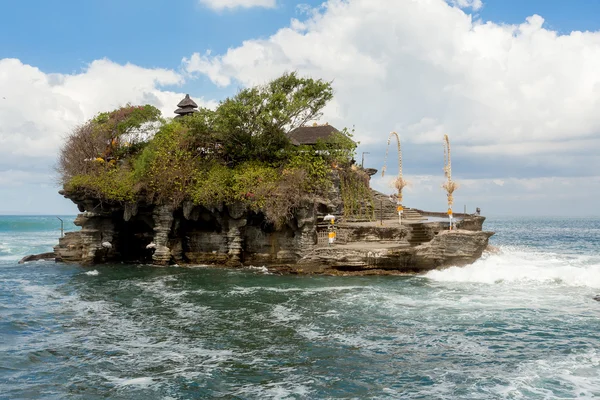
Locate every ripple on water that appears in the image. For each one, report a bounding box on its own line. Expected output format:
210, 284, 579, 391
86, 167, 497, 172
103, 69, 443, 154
1, 223, 600, 398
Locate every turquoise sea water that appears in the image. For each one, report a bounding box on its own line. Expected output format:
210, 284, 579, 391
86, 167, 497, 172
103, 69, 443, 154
1, 215, 599, 399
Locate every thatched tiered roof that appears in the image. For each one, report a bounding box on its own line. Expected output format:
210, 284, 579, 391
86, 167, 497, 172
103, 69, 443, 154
174, 94, 199, 118
288, 123, 340, 146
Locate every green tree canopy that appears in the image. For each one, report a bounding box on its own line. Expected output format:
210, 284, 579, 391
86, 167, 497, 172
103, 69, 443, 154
58, 72, 370, 224
185, 72, 334, 164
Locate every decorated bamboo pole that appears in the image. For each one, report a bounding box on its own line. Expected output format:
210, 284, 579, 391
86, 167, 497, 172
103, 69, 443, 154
382, 132, 407, 224
443, 134, 459, 230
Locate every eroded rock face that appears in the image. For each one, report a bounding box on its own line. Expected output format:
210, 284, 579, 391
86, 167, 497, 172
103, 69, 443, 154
457, 216, 486, 231
344, 225, 409, 242
411, 230, 494, 270
152, 205, 174, 265
54, 211, 117, 264
54, 198, 320, 267
52, 191, 493, 273
295, 229, 494, 274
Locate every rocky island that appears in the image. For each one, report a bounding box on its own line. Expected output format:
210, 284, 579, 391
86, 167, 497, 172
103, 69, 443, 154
43, 73, 493, 275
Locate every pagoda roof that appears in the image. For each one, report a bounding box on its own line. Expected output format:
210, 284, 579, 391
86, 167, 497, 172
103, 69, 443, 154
177, 94, 198, 108
174, 107, 199, 116
288, 124, 341, 146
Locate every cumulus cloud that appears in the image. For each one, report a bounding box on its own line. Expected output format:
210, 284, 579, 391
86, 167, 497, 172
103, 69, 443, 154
448, 0, 482, 11
183, 0, 600, 168
0, 58, 216, 164
370, 173, 600, 216
198, 0, 276, 11
0, 58, 219, 214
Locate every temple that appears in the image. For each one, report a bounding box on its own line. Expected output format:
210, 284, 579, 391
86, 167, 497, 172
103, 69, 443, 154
42, 93, 495, 275
174, 94, 199, 118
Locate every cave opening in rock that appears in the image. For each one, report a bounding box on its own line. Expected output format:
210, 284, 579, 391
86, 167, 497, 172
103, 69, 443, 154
246, 211, 275, 233
114, 214, 155, 263
176, 208, 225, 262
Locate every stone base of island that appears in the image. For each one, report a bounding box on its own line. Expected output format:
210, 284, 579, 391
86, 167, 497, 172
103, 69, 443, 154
42, 190, 494, 276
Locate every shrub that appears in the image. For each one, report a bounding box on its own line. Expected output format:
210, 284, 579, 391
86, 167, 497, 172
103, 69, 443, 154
57, 73, 372, 226
133, 123, 197, 205
66, 167, 136, 203
190, 163, 234, 208
57, 104, 162, 184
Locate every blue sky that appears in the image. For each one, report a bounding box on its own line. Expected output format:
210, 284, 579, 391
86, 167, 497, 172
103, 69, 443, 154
2, 1, 598, 64
3, 0, 600, 71
1, 0, 322, 99
3, 0, 600, 215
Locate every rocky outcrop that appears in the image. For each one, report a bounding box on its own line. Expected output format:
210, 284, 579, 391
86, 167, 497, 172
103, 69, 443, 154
411, 230, 494, 270
342, 224, 409, 242
49, 188, 493, 274
18, 252, 55, 264
53, 195, 320, 267
457, 216, 485, 231
53, 211, 117, 264
294, 229, 494, 274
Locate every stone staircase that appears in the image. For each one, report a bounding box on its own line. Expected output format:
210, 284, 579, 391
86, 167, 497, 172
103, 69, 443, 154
371, 190, 424, 222
408, 223, 431, 246
402, 208, 424, 221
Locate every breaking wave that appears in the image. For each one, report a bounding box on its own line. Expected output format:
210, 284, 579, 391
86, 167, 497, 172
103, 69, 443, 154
426, 247, 600, 288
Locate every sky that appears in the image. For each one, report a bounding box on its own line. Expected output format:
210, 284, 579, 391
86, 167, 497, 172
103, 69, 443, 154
2, 0, 600, 216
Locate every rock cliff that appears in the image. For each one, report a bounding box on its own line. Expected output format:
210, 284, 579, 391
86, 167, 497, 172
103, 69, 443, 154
51, 190, 494, 275
54, 192, 320, 268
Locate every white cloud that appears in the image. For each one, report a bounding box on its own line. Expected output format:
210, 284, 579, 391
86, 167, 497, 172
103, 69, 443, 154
183, 0, 600, 163
0, 169, 52, 187
370, 173, 600, 216
198, 0, 276, 11
0, 58, 215, 160
449, 0, 482, 11
0, 58, 220, 213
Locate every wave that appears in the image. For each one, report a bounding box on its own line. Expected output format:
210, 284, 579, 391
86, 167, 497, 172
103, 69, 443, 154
0, 242, 12, 256
425, 247, 600, 288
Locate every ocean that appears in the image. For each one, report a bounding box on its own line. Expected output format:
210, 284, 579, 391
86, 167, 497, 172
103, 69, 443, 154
0, 215, 599, 399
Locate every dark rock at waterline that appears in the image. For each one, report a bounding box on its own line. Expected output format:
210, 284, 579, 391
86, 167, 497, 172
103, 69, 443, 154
593, 295, 600, 302
53, 186, 494, 273
19, 252, 55, 264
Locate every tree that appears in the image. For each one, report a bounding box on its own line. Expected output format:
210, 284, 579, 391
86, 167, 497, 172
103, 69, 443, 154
93, 104, 162, 159
212, 72, 334, 164
57, 104, 162, 183
57, 72, 340, 211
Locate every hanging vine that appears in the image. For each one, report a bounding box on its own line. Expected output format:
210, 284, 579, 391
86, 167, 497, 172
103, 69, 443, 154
339, 167, 374, 220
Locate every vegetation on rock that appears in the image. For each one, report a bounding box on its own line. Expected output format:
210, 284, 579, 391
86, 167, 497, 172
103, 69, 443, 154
57, 72, 371, 225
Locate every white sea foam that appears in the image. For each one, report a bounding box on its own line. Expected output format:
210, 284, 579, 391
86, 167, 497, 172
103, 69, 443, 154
425, 248, 600, 288
270, 304, 301, 323
0, 242, 12, 254
232, 381, 312, 399
245, 265, 270, 274
103, 376, 156, 388
225, 285, 371, 298
85, 270, 99, 276
120, 377, 155, 387
495, 349, 600, 399
0, 241, 19, 261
